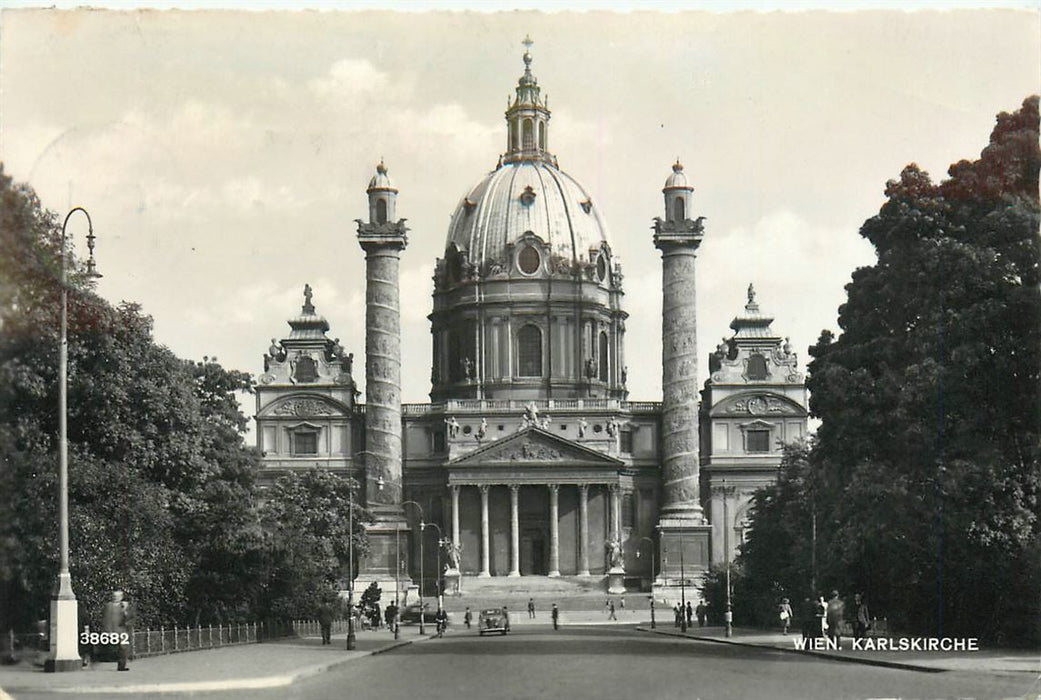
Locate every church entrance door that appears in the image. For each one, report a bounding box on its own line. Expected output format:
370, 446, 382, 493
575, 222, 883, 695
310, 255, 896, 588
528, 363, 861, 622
520, 529, 546, 575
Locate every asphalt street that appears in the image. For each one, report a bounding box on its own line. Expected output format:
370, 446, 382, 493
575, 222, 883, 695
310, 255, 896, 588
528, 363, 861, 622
7, 625, 1038, 700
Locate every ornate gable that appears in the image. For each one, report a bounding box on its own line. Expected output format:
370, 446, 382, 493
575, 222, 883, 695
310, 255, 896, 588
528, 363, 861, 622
448, 426, 624, 468
258, 394, 350, 418
710, 392, 807, 418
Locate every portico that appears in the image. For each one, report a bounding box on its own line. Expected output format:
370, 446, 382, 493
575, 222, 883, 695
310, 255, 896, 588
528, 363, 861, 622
446, 427, 627, 578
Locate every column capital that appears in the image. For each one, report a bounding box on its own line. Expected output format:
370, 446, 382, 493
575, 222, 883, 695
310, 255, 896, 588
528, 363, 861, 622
478, 484, 490, 495
547, 483, 559, 495
509, 484, 519, 495
357, 221, 409, 252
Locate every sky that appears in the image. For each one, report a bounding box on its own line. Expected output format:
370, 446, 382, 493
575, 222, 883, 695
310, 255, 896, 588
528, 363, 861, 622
2, 4, 1038, 422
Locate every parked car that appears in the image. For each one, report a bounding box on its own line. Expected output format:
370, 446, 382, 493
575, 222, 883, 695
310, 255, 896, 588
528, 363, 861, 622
479, 608, 509, 636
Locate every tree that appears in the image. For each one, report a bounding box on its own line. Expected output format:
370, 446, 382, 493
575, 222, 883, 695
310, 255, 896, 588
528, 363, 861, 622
257, 468, 369, 620
804, 97, 1040, 644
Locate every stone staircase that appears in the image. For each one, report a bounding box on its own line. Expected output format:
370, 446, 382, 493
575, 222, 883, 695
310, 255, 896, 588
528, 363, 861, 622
430, 575, 654, 613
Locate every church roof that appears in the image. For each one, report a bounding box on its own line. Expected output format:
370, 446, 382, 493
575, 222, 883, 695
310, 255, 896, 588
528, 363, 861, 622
287, 284, 330, 340
729, 283, 780, 343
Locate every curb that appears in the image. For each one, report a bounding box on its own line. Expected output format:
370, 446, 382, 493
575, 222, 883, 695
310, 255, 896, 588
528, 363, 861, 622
636, 627, 945, 674
0, 639, 415, 695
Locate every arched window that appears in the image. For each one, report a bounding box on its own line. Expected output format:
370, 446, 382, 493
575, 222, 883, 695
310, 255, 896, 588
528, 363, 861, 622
673, 196, 685, 222
522, 118, 534, 150
746, 354, 768, 380
598, 331, 609, 381
518, 325, 542, 377
538, 121, 545, 150
376, 198, 388, 224
509, 120, 516, 151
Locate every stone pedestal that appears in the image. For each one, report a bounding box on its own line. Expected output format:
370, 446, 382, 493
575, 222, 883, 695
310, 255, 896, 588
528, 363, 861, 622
443, 569, 462, 596
606, 568, 626, 595
44, 577, 80, 673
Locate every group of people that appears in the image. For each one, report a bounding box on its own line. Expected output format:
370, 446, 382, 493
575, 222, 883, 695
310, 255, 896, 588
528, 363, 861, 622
603, 597, 626, 620
794, 591, 872, 645
673, 600, 708, 628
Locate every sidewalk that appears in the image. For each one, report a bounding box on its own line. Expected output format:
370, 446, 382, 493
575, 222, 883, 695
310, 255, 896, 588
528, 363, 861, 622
638, 624, 1041, 675
0, 630, 414, 695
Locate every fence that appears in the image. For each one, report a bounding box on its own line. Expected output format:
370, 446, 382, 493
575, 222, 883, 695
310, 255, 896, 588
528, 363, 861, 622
3, 618, 350, 665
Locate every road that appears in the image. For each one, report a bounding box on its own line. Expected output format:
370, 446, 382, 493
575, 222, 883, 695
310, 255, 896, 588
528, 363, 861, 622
9, 625, 1038, 699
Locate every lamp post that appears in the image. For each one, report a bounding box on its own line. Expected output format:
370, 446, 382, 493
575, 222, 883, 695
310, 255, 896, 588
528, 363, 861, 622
423, 522, 445, 612
679, 543, 687, 633
394, 523, 401, 640
47, 208, 101, 673
346, 471, 356, 650
402, 501, 425, 635
637, 536, 656, 629
719, 478, 736, 638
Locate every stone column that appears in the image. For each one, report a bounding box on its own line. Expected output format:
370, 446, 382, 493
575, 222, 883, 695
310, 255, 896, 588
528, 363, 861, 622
578, 484, 590, 576
509, 486, 520, 577
450, 485, 460, 546
356, 181, 410, 583
479, 486, 491, 577
548, 484, 560, 577
654, 218, 705, 522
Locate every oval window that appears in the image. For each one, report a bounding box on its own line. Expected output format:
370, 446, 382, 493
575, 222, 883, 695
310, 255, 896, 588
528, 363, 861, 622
518, 245, 541, 275
596, 255, 608, 282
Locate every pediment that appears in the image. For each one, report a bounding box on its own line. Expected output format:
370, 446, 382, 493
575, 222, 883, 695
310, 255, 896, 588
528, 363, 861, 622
259, 393, 350, 418
448, 427, 624, 467
710, 392, 807, 418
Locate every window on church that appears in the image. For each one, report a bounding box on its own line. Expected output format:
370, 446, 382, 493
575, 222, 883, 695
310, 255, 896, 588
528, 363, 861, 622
518, 325, 542, 377
294, 356, 318, 383
376, 198, 388, 224
674, 196, 685, 222
523, 118, 534, 149
518, 245, 541, 274
292, 430, 318, 456
620, 429, 633, 453
538, 121, 545, 150
747, 429, 770, 453
746, 354, 768, 380
598, 331, 609, 381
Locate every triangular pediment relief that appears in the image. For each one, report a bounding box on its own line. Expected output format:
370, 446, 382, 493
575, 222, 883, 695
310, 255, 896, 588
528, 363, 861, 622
259, 394, 350, 418
710, 392, 807, 418
449, 427, 624, 467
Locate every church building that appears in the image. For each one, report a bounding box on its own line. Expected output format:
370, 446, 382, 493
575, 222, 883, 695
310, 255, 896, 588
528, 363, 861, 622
254, 41, 808, 600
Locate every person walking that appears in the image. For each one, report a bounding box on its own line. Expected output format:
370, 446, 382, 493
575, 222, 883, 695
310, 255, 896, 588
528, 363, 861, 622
851, 593, 870, 640
318, 603, 333, 645
527, 598, 536, 619
463, 607, 472, 629
673, 603, 682, 628
101, 590, 131, 672
778, 597, 793, 635
695, 601, 707, 628
826, 590, 845, 647
502, 606, 511, 633
685, 601, 693, 628
608, 601, 617, 620
551, 604, 560, 631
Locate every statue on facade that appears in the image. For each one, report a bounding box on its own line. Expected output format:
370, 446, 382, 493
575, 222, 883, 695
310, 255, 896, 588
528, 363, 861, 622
443, 540, 463, 571
606, 538, 624, 569
329, 337, 346, 363
445, 416, 461, 438
621, 366, 628, 385
606, 415, 620, 438
577, 417, 588, 438
461, 356, 475, 380
540, 414, 553, 430
584, 358, 597, 380
476, 418, 488, 443
345, 352, 354, 375
522, 402, 540, 428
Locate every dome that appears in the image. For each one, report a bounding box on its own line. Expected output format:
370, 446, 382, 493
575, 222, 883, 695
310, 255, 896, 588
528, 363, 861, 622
664, 160, 692, 191
445, 160, 611, 268
367, 161, 397, 193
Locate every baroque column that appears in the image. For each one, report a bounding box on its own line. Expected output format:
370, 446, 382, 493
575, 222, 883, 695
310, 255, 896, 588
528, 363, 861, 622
653, 160, 712, 581
548, 484, 560, 577
578, 485, 590, 576
509, 486, 520, 577
450, 486, 461, 547
479, 486, 491, 577
356, 162, 411, 586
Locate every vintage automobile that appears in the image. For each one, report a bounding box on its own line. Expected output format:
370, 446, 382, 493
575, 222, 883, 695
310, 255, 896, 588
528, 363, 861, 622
478, 608, 509, 636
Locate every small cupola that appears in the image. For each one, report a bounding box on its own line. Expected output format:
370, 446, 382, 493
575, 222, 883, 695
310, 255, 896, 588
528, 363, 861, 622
503, 36, 554, 166
366, 160, 398, 225
663, 159, 694, 223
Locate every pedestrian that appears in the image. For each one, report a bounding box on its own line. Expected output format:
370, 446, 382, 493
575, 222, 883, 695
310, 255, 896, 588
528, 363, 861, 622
101, 590, 131, 672
318, 602, 333, 645
608, 601, 617, 620
619, 597, 625, 612
826, 590, 845, 647
463, 607, 472, 629
851, 593, 870, 640
695, 601, 707, 628
502, 606, 511, 633
685, 601, 693, 627
551, 604, 559, 631
673, 604, 682, 628
815, 596, 828, 639
778, 597, 793, 635
528, 598, 536, 619
604, 599, 610, 614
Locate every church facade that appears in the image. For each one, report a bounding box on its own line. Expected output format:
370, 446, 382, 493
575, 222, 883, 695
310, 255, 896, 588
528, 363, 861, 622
254, 43, 808, 598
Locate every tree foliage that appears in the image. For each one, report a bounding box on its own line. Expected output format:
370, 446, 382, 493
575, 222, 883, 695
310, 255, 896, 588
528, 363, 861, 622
738, 97, 1041, 645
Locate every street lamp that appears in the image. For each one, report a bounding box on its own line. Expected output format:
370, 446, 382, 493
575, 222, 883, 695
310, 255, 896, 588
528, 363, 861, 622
346, 472, 356, 650
394, 523, 401, 640
720, 478, 736, 639
402, 500, 425, 635
47, 208, 101, 673
637, 536, 656, 629
422, 522, 445, 612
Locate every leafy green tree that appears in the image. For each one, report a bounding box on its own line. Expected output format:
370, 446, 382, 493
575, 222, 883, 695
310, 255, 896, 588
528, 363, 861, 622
0, 166, 263, 631
805, 97, 1039, 644
257, 468, 369, 620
